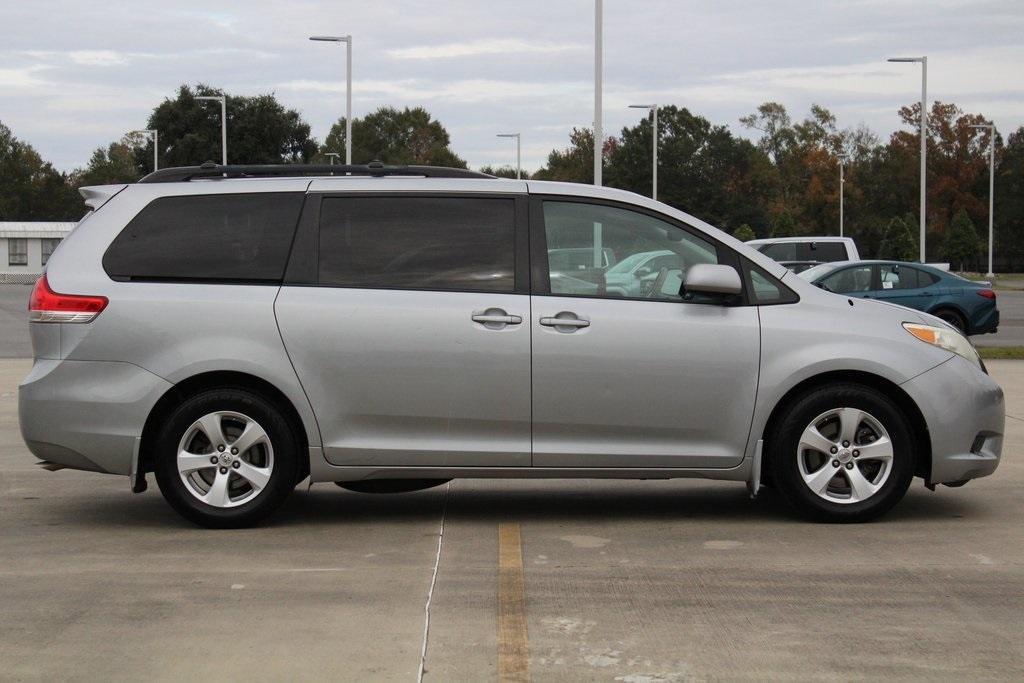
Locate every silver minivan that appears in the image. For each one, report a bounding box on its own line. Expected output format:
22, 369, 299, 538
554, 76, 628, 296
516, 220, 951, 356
19, 164, 1004, 527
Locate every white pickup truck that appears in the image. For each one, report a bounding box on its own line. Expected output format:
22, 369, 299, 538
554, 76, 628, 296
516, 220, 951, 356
746, 236, 860, 273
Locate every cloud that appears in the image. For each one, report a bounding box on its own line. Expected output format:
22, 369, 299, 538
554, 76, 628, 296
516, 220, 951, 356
68, 50, 130, 67
386, 39, 586, 61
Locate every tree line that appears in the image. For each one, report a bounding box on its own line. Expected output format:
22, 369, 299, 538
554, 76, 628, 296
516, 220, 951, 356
2, 83, 1021, 270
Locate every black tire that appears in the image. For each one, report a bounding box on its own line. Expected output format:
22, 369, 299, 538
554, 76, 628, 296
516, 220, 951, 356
934, 308, 968, 334
336, 479, 451, 494
769, 383, 916, 523
154, 388, 301, 528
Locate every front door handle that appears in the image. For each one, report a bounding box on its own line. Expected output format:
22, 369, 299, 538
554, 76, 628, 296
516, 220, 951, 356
471, 308, 522, 330
540, 312, 591, 331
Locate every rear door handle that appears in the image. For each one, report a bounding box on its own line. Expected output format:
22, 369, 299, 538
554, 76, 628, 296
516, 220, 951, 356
540, 318, 589, 327
471, 308, 522, 329
540, 313, 591, 331
472, 314, 522, 325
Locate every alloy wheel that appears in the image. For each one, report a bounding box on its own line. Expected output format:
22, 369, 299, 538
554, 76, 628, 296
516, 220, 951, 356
796, 407, 894, 504
176, 411, 274, 508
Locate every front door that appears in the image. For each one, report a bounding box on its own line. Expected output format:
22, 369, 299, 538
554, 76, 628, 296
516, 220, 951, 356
530, 199, 760, 469
276, 194, 531, 467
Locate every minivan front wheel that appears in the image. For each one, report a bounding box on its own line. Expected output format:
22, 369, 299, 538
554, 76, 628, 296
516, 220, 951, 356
154, 388, 299, 528
770, 384, 915, 522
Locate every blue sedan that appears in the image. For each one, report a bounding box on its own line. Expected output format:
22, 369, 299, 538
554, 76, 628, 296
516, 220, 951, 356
798, 261, 999, 335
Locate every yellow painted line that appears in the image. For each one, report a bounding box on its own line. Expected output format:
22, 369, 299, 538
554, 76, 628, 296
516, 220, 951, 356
498, 523, 530, 682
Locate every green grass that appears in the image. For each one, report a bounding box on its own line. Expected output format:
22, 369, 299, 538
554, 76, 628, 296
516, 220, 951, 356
977, 346, 1024, 360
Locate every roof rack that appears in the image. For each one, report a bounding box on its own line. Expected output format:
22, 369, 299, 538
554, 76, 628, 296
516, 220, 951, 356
138, 161, 495, 183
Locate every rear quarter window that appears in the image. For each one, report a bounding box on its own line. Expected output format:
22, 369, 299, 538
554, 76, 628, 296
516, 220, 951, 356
103, 193, 305, 282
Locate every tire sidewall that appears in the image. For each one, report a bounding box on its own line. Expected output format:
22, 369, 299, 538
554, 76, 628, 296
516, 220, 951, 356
154, 388, 298, 528
771, 384, 916, 522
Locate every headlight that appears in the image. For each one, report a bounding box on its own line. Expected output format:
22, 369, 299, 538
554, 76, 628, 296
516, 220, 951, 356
903, 322, 983, 369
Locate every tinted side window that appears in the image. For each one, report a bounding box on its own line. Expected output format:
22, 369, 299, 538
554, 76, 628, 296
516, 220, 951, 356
761, 243, 798, 262
318, 197, 515, 292
746, 262, 797, 304
917, 268, 940, 286
104, 193, 304, 282
811, 242, 848, 262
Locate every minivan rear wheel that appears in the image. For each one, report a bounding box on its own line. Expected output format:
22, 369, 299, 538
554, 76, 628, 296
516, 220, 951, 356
154, 388, 300, 528
769, 383, 915, 523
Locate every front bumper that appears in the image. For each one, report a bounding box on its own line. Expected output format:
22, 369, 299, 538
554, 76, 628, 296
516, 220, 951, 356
19, 359, 172, 475
901, 356, 1004, 484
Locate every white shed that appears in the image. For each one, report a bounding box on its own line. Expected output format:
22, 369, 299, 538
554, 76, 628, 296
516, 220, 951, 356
0, 222, 77, 283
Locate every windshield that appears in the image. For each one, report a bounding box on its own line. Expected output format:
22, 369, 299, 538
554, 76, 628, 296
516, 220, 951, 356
798, 263, 841, 282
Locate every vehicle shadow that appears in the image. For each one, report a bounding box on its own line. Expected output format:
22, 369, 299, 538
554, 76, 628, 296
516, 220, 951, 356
35, 479, 984, 530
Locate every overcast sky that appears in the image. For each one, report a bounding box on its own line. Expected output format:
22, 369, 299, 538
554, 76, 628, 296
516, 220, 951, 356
3, 0, 1023, 173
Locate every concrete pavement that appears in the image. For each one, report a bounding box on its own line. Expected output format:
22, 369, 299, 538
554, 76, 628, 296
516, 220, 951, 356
1, 357, 1023, 680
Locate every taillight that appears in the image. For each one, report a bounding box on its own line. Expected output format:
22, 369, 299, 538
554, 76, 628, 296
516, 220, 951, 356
976, 289, 996, 300
28, 275, 108, 323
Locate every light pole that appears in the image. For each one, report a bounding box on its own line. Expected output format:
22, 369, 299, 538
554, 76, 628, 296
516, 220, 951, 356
131, 129, 158, 171
310, 35, 353, 165
593, 0, 602, 186
325, 152, 340, 165
971, 122, 997, 277
196, 94, 227, 165
496, 133, 521, 179
838, 154, 847, 237
629, 104, 658, 200
888, 56, 928, 262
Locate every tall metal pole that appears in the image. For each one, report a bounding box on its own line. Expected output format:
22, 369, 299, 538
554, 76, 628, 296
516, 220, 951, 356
988, 126, 995, 277
197, 95, 228, 165
311, 35, 353, 165
345, 37, 353, 165
629, 104, 658, 199
153, 130, 158, 171
497, 134, 521, 179
887, 56, 928, 262
652, 107, 658, 201
220, 98, 227, 165
839, 158, 844, 237
919, 57, 927, 263
593, 0, 603, 186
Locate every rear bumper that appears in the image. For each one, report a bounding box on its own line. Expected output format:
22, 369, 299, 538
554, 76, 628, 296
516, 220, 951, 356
19, 359, 172, 475
969, 306, 999, 335
902, 357, 1004, 484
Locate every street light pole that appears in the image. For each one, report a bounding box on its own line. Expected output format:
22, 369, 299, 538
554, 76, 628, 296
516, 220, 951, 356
839, 155, 847, 237
971, 123, 997, 277
196, 95, 227, 165
594, 0, 602, 186
496, 133, 521, 179
888, 56, 928, 262
130, 129, 158, 171
629, 105, 658, 200
310, 35, 353, 165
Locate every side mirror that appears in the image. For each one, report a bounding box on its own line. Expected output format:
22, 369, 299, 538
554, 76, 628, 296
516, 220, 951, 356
682, 264, 742, 298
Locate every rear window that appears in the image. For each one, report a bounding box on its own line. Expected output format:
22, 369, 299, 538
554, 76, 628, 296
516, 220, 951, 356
760, 242, 799, 262
103, 193, 304, 282
810, 242, 848, 262
318, 196, 516, 292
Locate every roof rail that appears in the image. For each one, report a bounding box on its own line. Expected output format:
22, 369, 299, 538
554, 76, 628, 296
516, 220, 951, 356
138, 161, 495, 183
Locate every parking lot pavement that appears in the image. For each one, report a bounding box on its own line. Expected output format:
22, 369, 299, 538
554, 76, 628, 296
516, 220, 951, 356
2, 357, 1023, 681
